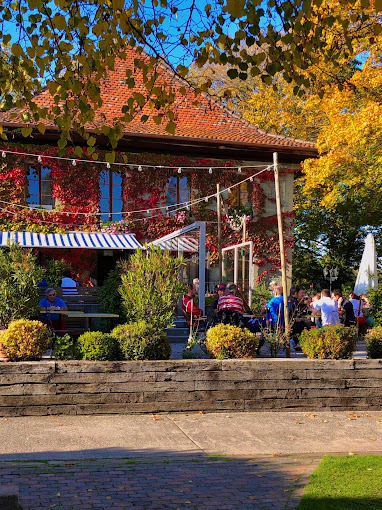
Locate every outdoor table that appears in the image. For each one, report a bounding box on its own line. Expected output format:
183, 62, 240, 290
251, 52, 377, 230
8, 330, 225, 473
65, 312, 120, 331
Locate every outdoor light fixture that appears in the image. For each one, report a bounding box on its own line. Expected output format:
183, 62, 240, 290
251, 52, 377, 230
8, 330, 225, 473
323, 266, 339, 291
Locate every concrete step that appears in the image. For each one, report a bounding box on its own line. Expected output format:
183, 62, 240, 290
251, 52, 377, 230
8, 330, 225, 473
168, 335, 189, 343
166, 327, 189, 337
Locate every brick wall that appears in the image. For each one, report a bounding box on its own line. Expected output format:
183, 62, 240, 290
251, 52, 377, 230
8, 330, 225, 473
0, 359, 381, 416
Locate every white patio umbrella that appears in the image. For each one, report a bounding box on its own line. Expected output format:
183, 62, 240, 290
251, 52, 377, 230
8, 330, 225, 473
354, 233, 378, 295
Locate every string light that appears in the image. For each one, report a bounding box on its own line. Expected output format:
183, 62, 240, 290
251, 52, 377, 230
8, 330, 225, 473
0, 166, 272, 219
209, 168, 212, 174
106, 162, 111, 169
177, 167, 182, 174
38, 156, 42, 163
138, 165, 142, 172
238, 167, 242, 173
1, 152, 5, 158
72, 160, 76, 166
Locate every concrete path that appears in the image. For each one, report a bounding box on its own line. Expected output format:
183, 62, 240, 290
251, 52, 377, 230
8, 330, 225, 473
1, 410, 381, 509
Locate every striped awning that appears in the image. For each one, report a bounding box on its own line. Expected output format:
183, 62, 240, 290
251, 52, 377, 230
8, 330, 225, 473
150, 236, 199, 253
0, 231, 143, 250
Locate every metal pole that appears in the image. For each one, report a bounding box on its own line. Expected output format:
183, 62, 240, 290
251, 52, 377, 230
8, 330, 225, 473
217, 183, 222, 283
273, 152, 291, 358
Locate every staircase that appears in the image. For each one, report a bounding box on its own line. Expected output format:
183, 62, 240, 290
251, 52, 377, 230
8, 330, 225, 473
165, 316, 190, 343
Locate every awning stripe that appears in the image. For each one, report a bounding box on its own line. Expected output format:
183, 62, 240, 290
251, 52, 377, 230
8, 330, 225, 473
0, 231, 143, 250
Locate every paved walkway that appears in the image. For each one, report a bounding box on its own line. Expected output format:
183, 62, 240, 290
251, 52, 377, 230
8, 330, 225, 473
1, 410, 381, 509
1, 455, 320, 509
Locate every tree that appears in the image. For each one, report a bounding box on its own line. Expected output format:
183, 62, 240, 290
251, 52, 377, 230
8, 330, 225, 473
0, 0, 380, 155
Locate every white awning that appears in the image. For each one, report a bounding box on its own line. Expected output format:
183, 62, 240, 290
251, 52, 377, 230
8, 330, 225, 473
151, 236, 199, 252
0, 231, 143, 250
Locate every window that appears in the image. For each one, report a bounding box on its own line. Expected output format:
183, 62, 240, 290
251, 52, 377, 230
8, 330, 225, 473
166, 176, 190, 212
230, 182, 248, 207
27, 166, 53, 208
100, 170, 123, 221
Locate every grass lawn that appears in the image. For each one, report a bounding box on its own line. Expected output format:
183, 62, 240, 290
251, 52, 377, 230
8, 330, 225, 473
298, 455, 382, 510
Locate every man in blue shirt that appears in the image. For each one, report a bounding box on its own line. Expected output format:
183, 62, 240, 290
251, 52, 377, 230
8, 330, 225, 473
262, 286, 284, 328
39, 288, 68, 331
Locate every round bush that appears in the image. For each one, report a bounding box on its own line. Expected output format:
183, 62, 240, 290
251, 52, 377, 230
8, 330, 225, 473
205, 324, 259, 359
1, 319, 52, 361
365, 326, 382, 359
112, 321, 171, 360
299, 325, 358, 359
77, 331, 122, 361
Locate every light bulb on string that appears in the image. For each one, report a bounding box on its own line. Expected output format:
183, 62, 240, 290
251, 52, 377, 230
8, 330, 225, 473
250, 176, 254, 182
238, 167, 242, 173
1, 151, 5, 158
177, 167, 182, 174
72, 160, 77, 166
186, 204, 190, 210
38, 156, 42, 163
106, 162, 111, 169
209, 168, 212, 174
138, 165, 142, 172
204, 197, 209, 203
227, 188, 231, 194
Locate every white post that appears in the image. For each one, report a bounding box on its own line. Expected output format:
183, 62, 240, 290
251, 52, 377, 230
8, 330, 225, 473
198, 221, 206, 313
248, 241, 253, 306
234, 247, 239, 284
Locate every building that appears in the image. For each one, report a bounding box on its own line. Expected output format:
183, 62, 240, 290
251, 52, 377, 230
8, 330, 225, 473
0, 48, 317, 287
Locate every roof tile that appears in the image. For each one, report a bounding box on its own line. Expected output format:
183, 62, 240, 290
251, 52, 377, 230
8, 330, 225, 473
0, 48, 315, 150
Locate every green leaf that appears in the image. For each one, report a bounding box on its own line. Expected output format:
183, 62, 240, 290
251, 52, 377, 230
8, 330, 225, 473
165, 120, 176, 135
21, 127, 32, 137
37, 123, 46, 134
224, 0, 245, 18
57, 138, 67, 149
87, 136, 96, 146
227, 68, 238, 79
105, 152, 115, 164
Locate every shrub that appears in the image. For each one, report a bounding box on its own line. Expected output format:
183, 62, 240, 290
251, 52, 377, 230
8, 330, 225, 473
119, 248, 184, 330
99, 265, 126, 331
299, 325, 358, 359
54, 334, 76, 360
251, 281, 271, 316
1, 319, 52, 361
0, 244, 44, 329
205, 324, 259, 359
77, 331, 122, 361
365, 326, 382, 359
112, 321, 171, 360
368, 282, 382, 326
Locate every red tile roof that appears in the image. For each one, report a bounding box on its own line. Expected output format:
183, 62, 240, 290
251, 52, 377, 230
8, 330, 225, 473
0, 48, 315, 151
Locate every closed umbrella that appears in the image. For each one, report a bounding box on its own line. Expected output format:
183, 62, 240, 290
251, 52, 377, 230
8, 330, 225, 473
354, 233, 378, 295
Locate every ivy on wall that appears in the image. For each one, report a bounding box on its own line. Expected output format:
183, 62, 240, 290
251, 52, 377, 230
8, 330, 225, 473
0, 143, 294, 280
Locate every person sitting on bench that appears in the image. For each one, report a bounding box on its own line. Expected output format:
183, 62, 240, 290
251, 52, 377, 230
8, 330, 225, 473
39, 287, 68, 332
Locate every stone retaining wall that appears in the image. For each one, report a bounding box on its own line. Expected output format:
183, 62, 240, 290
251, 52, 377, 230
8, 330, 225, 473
0, 359, 382, 416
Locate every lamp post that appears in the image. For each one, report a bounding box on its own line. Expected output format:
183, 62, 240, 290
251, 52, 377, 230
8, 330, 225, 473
323, 266, 339, 293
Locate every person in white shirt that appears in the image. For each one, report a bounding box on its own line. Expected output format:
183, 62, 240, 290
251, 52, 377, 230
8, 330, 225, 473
312, 289, 339, 326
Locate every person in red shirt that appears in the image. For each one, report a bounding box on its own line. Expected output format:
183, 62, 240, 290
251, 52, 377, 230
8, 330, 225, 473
182, 283, 204, 327
217, 282, 245, 314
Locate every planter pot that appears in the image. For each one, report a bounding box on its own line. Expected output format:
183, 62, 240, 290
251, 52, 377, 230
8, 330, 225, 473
0, 330, 9, 362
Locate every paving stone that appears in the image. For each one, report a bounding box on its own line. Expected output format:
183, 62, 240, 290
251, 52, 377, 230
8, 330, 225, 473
0, 455, 319, 510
